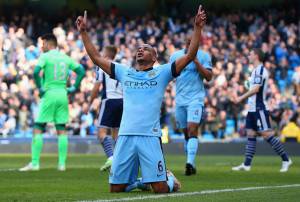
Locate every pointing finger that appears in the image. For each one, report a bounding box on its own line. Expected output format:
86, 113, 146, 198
84, 10, 87, 22
198, 5, 202, 14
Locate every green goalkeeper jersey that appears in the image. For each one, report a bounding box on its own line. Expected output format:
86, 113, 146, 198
36, 49, 80, 91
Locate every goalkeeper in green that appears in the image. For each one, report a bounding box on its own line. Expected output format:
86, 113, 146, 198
19, 33, 85, 171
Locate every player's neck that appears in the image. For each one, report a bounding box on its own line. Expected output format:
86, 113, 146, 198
254, 61, 262, 68
136, 62, 154, 71
46, 47, 57, 52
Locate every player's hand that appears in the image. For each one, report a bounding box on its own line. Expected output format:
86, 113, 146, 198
76, 10, 87, 32
67, 86, 77, 94
233, 96, 242, 104
39, 88, 45, 98
194, 5, 206, 28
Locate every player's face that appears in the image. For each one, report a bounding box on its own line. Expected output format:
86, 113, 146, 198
248, 50, 256, 64
136, 44, 156, 64
42, 40, 49, 52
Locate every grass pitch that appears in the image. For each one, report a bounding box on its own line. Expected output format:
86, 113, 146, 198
0, 154, 299, 201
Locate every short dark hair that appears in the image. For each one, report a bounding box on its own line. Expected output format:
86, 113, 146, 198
290, 113, 298, 123
104, 45, 118, 59
41, 33, 57, 47
253, 48, 265, 62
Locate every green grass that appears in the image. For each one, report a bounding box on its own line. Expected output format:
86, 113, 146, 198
0, 154, 299, 201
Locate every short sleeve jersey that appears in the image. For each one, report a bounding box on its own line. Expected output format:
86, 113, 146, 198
110, 62, 177, 136
247, 64, 269, 112
169, 49, 212, 106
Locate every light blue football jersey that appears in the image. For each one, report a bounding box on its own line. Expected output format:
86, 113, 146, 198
170, 49, 212, 106
111, 62, 177, 137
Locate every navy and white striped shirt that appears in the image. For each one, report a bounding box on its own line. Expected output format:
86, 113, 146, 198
247, 64, 269, 112
95, 66, 123, 99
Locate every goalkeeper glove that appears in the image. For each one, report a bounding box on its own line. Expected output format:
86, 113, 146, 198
67, 86, 77, 94
39, 88, 45, 98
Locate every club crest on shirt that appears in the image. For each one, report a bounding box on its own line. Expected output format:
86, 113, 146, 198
254, 76, 262, 84
148, 71, 156, 78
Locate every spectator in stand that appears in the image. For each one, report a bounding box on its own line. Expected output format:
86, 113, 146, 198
281, 113, 300, 142
0, 108, 17, 137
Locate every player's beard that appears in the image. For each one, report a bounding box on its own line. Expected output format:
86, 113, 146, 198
136, 58, 153, 66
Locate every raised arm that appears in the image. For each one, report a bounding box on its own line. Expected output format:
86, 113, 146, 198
175, 5, 206, 75
76, 11, 112, 75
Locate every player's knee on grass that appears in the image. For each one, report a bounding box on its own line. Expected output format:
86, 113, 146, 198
151, 181, 169, 193
34, 123, 46, 133
110, 184, 127, 192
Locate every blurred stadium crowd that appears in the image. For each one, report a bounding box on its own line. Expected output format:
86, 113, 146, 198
0, 7, 300, 140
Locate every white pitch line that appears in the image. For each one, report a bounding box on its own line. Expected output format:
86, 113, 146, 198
0, 166, 100, 172
78, 184, 300, 202
0, 168, 17, 172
